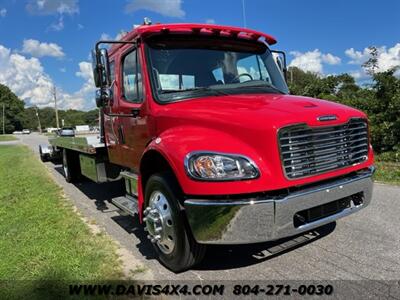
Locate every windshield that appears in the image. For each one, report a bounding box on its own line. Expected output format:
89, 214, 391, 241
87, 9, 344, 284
146, 36, 289, 102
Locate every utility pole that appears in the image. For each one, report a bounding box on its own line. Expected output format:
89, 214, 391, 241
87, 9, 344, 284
34, 106, 42, 133
242, 0, 247, 28
53, 85, 60, 129
2, 103, 5, 135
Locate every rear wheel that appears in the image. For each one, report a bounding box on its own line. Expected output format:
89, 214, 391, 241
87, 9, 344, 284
143, 172, 206, 272
62, 148, 81, 183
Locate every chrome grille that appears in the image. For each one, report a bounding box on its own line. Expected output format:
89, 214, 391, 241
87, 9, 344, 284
278, 118, 369, 179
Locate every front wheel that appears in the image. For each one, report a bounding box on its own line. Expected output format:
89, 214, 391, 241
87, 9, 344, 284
143, 172, 206, 272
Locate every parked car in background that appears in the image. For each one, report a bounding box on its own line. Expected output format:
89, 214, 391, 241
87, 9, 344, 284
12, 131, 22, 135
57, 127, 75, 137
22, 129, 31, 134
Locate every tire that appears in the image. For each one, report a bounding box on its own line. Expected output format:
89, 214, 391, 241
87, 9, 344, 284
144, 172, 206, 272
62, 148, 81, 183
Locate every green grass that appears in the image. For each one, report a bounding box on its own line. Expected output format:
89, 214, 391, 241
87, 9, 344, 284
374, 160, 400, 185
0, 135, 17, 142
0, 145, 123, 297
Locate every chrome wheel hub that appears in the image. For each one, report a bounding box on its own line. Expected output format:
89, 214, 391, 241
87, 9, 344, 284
143, 191, 176, 254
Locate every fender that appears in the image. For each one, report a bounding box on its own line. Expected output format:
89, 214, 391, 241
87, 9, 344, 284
141, 125, 273, 197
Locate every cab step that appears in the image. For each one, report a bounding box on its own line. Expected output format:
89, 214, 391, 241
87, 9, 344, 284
112, 195, 138, 216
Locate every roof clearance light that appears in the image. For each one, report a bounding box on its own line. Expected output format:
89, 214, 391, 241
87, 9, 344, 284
143, 17, 152, 25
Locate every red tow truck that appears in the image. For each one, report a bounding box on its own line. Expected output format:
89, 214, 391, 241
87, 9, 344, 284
39, 20, 375, 272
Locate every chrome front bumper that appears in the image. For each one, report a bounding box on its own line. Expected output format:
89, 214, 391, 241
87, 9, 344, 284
184, 167, 374, 244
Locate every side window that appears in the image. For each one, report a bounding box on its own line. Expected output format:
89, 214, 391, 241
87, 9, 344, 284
237, 55, 260, 82
257, 56, 272, 83
158, 74, 195, 90
212, 68, 224, 83
122, 49, 142, 103
237, 55, 272, 83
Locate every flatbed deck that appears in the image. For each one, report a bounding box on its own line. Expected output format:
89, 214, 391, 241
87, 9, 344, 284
49, 134, 105, 154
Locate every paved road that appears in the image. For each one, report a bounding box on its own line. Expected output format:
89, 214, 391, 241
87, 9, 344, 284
12, 133, 400, 281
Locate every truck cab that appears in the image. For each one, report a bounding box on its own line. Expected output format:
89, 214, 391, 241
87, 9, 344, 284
44, 21, 374, 272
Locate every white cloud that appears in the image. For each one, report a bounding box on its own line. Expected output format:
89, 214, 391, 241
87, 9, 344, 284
289, 49, 341, 74
0, 8, 6, 17
345, 43, 400, 74
77, 23, 84, 30
100, 33, 111, 41
76, 61, 93, 81
59, 67, 66, 72
73, 61, 96, 108
344, 48, 369, 65
0, 44, 94, 110
205, 18, 215, 24
22, 39, 65, 58
100, 30, 128, 42
49, 15, 64, 31
0, 45, 53, 106
321, 53, 341, 65
375, 43, 400, 72
115, 30, 129, 40
26, 0, 79, 31
349, 69, 367, 80
26, 0, 78, 15
125, 0, 185, 18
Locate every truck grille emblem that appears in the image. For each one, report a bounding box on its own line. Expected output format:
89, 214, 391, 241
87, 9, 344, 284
317, 115, 337, 121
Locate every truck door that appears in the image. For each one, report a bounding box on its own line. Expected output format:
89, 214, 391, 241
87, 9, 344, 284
116, 44, 149, 170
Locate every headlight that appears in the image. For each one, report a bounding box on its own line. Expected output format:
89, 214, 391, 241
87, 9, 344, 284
185, 152, 259, 181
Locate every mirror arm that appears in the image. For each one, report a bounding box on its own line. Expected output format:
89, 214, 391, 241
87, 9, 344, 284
94, 40, 137, 88
95, 40, 136, 53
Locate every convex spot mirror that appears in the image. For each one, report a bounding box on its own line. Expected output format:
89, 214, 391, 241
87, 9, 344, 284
95, 88, 113, 108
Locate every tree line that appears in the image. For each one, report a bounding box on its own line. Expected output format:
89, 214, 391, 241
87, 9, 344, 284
0, 83, 99, 132
288, 51, 399, 155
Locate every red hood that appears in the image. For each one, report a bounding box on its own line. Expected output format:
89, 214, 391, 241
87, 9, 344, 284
152, 93, 372, 195
155, 93, 366, 130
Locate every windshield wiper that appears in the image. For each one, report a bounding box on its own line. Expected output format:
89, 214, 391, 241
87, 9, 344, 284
207, 80, 287, 95
160, 87, 228, 96
234, 82, 286, 94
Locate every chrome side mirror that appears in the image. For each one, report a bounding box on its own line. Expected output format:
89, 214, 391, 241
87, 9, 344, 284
271, 50, 288, 82
99, 48, 111, 86
91, 50, 101, 88
91, 48, 111, 88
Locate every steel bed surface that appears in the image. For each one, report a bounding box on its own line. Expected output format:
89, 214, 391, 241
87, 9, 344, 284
49, 135, 105, 154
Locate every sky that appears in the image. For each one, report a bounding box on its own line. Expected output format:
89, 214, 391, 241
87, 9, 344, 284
0, 0, 399, 111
